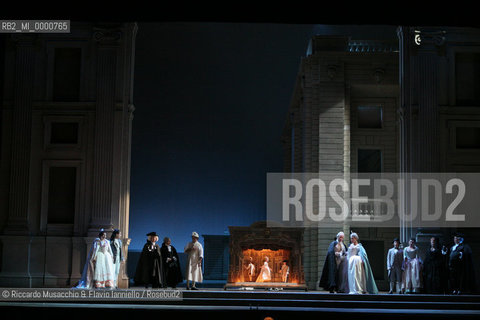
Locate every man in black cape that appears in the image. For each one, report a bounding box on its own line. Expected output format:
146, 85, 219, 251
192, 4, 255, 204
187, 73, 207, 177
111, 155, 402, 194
320, 231, 348, 293
448, 232, 477, 294
160, 237, 183, 288
134, 232, 164, 288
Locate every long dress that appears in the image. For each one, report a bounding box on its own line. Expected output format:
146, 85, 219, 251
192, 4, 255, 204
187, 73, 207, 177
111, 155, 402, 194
184, 241, 204, 283
403, 246, 422, 292
111, 238, 123, 288
423, 246, 447, 294
347, 243, 378, 294
134, 241, 164, 288
320, 240, 348, 292
92, 239, 115, 288
160, 243, 183, 288
256, 261, 271, 282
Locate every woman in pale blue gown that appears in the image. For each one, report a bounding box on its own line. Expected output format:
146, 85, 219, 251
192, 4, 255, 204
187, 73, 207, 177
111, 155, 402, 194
347, 232, 378, 294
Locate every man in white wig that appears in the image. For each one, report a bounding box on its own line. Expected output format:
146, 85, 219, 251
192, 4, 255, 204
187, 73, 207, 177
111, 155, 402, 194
184, 231, 203, 290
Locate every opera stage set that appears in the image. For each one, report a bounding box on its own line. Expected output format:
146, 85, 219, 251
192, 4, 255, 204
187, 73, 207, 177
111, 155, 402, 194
225, 222, 307, 290
2, 22, 480, 319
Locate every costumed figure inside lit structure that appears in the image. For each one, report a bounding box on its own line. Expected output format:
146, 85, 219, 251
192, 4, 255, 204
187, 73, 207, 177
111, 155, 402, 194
423, 236, 447, 294
448, 233, 477, 294
386, 238, 403, 294
245, 257, 256, 282
184, 231, 204, 290
402, 238, 422, 294
110, 229, 125, 288
347, 232, 378, 294
320, 231, 348, 293
281, 260, 290, 283
256, 256, 272, 282
134, 232, 164, 288
92, 229, 115, 289
160, 237, 183, 288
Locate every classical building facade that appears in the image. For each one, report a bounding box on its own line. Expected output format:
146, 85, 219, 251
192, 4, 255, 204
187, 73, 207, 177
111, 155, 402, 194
283, 27, 480, 290
0, 22, 137, 287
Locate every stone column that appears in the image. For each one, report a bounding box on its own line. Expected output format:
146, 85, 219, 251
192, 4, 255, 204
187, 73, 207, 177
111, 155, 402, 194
88, 28, 122, 234
4, 35, 37, 234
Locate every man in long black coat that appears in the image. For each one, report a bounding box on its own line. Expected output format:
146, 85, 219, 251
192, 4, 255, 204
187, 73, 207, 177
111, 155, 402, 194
320, 231, 348, 293
160, 237, 183, 288
448, 233, 477, 294
134, 232, 164, 288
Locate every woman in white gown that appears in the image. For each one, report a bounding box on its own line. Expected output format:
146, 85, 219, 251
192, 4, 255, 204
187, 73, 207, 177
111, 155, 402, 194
347, 232, 378, 294
256, 256, 271, 282
403, 238, 422, 293
92, 230, 115, 289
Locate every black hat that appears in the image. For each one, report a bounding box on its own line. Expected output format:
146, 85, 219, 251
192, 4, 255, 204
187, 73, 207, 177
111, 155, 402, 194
454, 232, 464, 238
393, 238, 400, 243
146, 232, 158, 237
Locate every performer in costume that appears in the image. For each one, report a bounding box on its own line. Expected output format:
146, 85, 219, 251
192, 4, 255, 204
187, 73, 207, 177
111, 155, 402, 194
448, 233, 477, 294
160, 237, 183, 288
92, 229, 115, 289
347, 232, 378, 294
110, 229, 124, 288
280, 260, 290, 283
256, 256, 272, 282
386, 238, 403, 294
184, 231, 203, 290
245, 257, 256, 282
423, 236, 447, 294
320, 231, 348, 293
134, 232, 164, 288
403, 238, 422, 293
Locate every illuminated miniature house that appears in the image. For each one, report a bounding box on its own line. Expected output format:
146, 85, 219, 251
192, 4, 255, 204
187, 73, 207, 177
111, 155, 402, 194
225, 221, 306, 290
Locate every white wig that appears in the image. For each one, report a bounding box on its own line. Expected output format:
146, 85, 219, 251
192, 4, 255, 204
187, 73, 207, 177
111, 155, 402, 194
336, 231, 345, 240
350, 232, 359, 241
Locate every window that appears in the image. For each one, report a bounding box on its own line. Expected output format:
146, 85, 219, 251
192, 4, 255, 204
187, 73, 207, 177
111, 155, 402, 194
357, 106, 383, 128
47, 167, 76, 224
50, 122, 79, 144
456, 127, 480, 149
53, 48, 81, 101
358, 149, 382, 172
455, 52, 480, 106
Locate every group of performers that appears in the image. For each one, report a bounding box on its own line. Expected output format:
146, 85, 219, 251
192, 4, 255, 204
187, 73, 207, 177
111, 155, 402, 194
134, 231, 202, 290
76, 229, 125, 289
245, 256, 290, 283
321, 231, 476, 294
320, 232, 378, 294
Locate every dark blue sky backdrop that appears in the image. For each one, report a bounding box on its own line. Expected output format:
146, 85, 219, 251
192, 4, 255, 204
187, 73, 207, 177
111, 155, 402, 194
129, 23, 397, 251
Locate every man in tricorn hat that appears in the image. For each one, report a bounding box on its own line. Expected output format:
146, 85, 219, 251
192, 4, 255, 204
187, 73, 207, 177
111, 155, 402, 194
448, 232, 476, 294
184, 231, 203, 290
134, 232, 164, 288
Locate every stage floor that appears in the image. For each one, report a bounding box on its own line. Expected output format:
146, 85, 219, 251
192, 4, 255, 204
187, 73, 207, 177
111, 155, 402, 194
1, 288, 480, 319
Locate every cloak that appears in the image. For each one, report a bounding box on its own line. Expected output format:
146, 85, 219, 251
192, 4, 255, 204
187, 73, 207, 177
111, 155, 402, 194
75, 238, 98, 289
134, 241, 164, 287
358, 244, 378, 294
319, 240, 338, 290
160, 243, 183, 287
449, 242, 477, 294
423, 248, 447, 294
